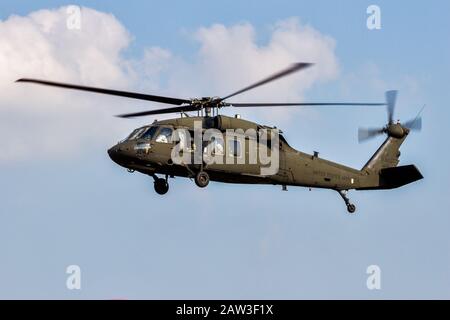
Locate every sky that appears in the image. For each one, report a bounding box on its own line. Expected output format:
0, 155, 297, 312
0, 0, 449, 299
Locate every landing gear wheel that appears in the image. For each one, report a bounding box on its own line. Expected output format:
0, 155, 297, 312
195, 171, 209, 188
154, 178, 169, 195
338, 190, 357, 214
347, 204, 356, 214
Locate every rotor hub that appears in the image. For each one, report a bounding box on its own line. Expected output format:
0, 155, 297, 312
190, 97, 223, 107
386, 123, 406, 139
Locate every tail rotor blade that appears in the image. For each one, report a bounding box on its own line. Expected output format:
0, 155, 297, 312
358, 127, 384, 143
403, 104, 424, 131
403, 117, 422, 131
386, 90, 398, 124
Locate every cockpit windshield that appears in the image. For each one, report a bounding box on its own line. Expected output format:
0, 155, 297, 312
140, 126, 159, 140
126, 127, 146, 141
125, 126, 171, 141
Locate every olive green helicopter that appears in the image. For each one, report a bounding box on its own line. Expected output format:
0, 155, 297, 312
16, 63, 423, 213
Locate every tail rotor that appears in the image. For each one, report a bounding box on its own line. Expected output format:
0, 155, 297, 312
358, 91, 423, 143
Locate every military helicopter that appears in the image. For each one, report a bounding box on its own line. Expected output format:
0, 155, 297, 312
17, 63, 423, 213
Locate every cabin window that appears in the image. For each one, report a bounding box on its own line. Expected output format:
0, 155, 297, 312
204, 136, 224, 156
229, 139, 242, 157
155, 127, 173, 143
176, 129, 187, 150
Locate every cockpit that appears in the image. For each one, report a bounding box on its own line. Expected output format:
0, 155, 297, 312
124, 126, 173, 143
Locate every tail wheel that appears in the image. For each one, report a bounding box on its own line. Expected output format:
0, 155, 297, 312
347, 204, 356, 214
195, 171, 210, 188
154, 178, 169, 195
338, 190, 357, 214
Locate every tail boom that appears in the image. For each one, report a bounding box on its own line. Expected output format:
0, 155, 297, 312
358, 132, 423, 190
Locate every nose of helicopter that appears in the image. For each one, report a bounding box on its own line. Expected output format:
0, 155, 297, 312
108, 144, 131, 166
108, 142, 137, 168
107, 145, 120, 164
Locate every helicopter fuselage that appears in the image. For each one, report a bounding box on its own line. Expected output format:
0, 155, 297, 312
108, 115, 379, 191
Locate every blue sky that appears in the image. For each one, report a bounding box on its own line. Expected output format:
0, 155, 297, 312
0, 0, 449, 299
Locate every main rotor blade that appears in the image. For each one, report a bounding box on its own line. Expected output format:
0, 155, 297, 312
227, 102, 386, 107
403, 117, 422, 131
16, 78, 190, 106
358, 127, 384, 143
386, 90, 398, 124
116, 105, 199, 118
220, 62, 313, 101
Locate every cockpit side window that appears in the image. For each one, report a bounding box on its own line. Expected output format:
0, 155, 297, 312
141, 126, 158, 140
155, 127, 173, 143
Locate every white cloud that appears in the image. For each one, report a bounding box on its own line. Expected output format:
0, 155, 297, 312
137, 18, 339, 100
134, 18, 339, 124
192, 18, 339, 99
0, 7, 339, 162
0, 6, 134, 162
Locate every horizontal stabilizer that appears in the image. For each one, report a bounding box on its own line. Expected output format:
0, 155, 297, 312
379, 165, 423, 189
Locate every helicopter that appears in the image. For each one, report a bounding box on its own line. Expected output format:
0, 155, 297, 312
16, 63, 423, 213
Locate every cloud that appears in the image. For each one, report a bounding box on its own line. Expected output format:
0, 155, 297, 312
130, 18, 340, 126
0, 7, 339, 163
0, 6, 135, 162
135, 18, 339, 119
193, 18, 339, 99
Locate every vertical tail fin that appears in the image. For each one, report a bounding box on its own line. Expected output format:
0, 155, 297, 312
358, 133, 423, 190
362, 135, 407, 173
